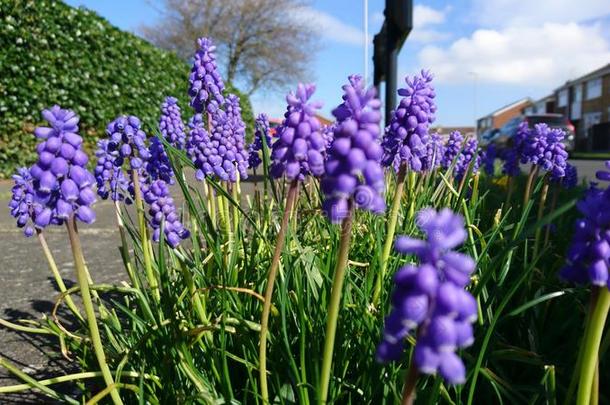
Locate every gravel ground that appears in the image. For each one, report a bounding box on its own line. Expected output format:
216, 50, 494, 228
0, 160, 602, 401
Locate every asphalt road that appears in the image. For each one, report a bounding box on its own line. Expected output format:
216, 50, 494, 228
0, 159, 605, 399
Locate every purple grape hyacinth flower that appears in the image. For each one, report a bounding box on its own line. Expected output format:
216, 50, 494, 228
441, 131, 464, 170
159, 96, 186, 149
94, 139, 132, 203
26, 106, 96, 228
421, 132, 444, 171
481, 143, 497, 176
270, 83, 326, 181
105, 115, 151, 171
189, 37, 225, 114
321, 75, 385, 223
552, 162, 577, 188
9, 167, 36, 237
560, 165, 610, 287
186, 95, 249, 182
146, 137, 174, 184
454, 138, 480, 180
500, 147, 520, 177
142, 179, 190, 248
248, 114, 272, 170
377, 208, 477, 384
185, 114, 212, 181
381, 70, 436, 172
523, 124, 568, 178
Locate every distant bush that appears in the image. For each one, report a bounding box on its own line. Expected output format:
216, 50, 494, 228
0, 0, 253, 177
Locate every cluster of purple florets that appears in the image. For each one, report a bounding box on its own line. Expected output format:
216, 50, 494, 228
381, 70, 436, 172
187, 96, 249, 183
522, 123, 568, 178
17, 106, 97, 234
146, 137, 174, 184
188, 37, 225, 114
96, 114, 188, 248
248, 114, 272, 170
377, 208, 477, 384
159, 96, 186, 149
142, 179, 190, 248
454, 138, 480, 180
321, 75, 385, 223
421, 133, 444, 171
560, 162, 610, 287
105, 116, 151, 171
441, 131, 464, 170
270, 83, 326, 180
94, 139, 132, 203
557, 163, 577, 189
9, 168, 37, 237
481, 144, 497, 175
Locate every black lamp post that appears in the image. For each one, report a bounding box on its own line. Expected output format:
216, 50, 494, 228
373, 0, 413, 123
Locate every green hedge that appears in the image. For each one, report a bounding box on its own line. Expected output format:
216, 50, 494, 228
0, 0, 253, 178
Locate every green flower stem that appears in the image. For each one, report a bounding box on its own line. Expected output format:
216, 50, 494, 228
544, 186, 559, 246
373, 163, 407, 307
401, 355, 419, 405
259, 180, 299, 403
131, 169, 158, 301
408, 171, 417, 221
0, 370, 159, 394
523, 165, 539, 207
66, 216, 123, 405
577, 287, 610, 405
563, 288, 599, 405
319, 201, 354, 404
206, 180, 217, 227
114, 201, 139, 289
533, 175, 549, 258
36, 230, 83, 323
471, 172, 480, 207
179, 261, 208, 326
232, 177, 240, 236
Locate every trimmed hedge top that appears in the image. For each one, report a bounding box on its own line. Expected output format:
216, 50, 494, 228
0, 0, 253, 178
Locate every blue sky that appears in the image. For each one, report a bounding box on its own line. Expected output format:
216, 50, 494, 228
65, 0, 610, 126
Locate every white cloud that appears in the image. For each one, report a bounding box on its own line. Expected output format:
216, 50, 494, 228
473, 0, 610, 27
411, 5, 451, 43
414, 5, 446, 28
418, 22, 610, 87
296, 7, 364, 46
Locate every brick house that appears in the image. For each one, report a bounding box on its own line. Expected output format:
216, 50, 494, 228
522, 94, 555, 115
554, 63, 610, 150
476, 97, 533, 134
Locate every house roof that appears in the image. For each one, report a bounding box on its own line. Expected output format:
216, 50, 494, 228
431, 126, 475, 136
555, 63, 610, 91
477, 97, 532, 121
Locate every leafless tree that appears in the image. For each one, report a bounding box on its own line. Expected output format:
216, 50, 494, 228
140, 0, 318, 95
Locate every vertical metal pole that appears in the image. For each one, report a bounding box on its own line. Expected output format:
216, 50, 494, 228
385, 24, 398, 124
364, 0, 369, 85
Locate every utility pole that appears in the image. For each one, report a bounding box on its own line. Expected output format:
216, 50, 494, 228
364, 0, 368, 85
373, 0, 413, 123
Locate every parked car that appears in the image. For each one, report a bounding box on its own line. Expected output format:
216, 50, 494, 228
494, 114, 575, 151
479, 128, 500, 146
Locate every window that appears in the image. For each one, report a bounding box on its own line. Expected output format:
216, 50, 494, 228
558, 89, 568, 107
586, 78, 602, 100
571, 85, 582, 120
583, 112, 602, 137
